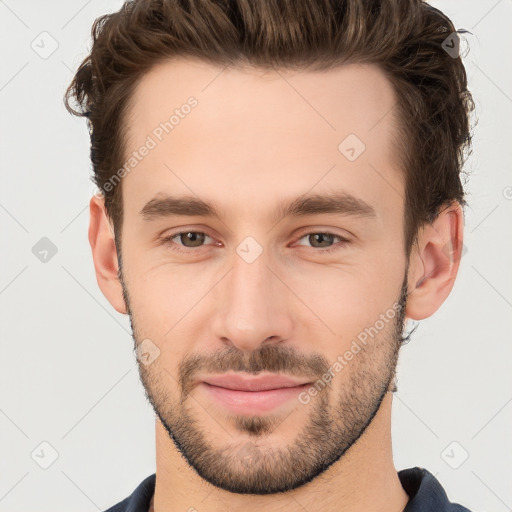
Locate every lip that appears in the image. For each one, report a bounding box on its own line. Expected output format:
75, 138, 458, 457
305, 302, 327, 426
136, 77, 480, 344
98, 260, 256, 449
198, 373, 312, 415
202, 373, 310, 392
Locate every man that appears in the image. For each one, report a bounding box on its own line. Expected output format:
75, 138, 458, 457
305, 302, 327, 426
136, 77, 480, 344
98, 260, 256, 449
64, 0, 475, 510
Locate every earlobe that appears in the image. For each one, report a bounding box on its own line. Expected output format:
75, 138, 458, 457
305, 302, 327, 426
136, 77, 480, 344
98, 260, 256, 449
405, 202, 464, 321
88, 195, 127, 314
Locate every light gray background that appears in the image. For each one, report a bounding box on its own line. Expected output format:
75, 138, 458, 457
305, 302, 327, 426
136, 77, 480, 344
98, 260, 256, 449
0, 1, 511, 510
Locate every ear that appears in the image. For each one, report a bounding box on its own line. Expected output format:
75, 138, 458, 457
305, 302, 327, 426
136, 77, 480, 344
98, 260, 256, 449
405, 201, 464, 320
88, 194, 127, 314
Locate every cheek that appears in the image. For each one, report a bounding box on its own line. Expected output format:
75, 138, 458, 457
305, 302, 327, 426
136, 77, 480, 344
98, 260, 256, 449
281, 259, 404, 354
289, 258, 399, 313
125, 262, 220, 338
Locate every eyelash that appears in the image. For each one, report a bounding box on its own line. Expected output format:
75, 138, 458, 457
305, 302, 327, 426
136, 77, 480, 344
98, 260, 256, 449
159, 230, 350, 254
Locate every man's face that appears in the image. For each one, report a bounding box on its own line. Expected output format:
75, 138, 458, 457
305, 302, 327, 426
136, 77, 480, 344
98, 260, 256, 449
118, 59, 409, 494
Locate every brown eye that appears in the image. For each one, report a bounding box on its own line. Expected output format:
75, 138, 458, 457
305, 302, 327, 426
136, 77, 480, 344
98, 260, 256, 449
295, 231, 350, 253
178, 231, 206, 247
161, 231, 214, 252
307, 233, 336, 248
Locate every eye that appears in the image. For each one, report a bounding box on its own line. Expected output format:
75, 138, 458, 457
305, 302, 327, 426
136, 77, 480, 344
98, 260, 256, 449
294, 231, 350, 253
160, 231, 215, 252
159, 230, 350, 254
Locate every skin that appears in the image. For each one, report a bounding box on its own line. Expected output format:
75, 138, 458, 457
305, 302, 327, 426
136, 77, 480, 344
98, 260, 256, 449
88, 58, 464, 512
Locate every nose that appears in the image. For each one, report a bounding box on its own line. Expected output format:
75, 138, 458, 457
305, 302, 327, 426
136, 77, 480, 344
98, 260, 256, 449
210, 250, 294, 353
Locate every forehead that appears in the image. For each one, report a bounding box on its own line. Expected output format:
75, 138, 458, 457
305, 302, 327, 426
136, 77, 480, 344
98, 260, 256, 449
127, 58, 398, 145
122, 58, 403, 225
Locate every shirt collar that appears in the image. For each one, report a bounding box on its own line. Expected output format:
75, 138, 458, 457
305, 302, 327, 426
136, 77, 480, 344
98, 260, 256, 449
106, 466, 471, 512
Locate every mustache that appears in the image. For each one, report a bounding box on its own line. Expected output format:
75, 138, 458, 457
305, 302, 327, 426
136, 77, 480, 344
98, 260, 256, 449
178, 344, 331, 398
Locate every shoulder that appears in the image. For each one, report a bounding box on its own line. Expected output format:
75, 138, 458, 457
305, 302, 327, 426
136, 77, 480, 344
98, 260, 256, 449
103, 473, 156, 512
399, 467, 474, 512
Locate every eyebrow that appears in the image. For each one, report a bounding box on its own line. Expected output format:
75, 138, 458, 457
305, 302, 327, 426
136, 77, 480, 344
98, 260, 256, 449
140, 191, 377, 225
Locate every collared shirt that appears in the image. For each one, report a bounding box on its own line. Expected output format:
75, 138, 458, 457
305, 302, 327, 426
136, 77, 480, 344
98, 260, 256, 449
103, 466, 473, 511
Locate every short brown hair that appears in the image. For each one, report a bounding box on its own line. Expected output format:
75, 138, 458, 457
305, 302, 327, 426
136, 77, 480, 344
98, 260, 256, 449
64, 0, 474, 257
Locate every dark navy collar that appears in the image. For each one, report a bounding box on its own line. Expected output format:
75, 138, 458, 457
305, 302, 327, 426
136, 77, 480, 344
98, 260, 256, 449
399, 467, 472, 511
103, 473, 155, 512
103, 467, 473, 511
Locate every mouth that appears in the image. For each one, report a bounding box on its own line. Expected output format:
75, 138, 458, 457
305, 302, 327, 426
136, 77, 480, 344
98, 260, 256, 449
198, 373, 312, 414
202, 373, 311, 391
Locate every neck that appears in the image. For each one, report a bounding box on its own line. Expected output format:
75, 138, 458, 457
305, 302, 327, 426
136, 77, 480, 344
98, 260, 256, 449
152, 392, 409, 512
